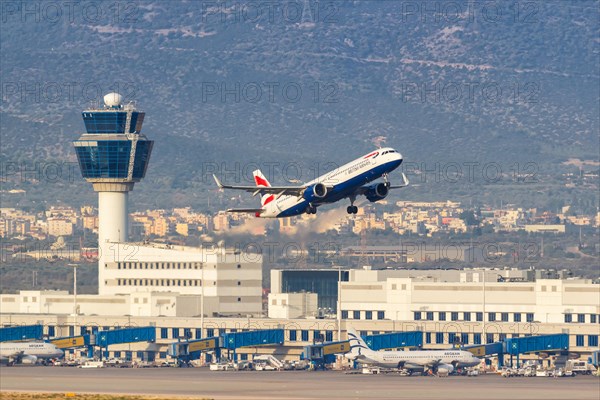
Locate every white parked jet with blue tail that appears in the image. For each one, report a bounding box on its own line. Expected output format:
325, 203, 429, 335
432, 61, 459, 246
213, 148, 408, 218
345, 328, 481, 375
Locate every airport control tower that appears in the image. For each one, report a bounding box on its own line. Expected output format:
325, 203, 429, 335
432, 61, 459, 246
73, 93, 153, 294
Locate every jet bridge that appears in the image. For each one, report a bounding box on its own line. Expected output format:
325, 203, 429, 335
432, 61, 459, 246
168, 329, 285, 364
0, 324, 43, 342
221, 329, 284, 361
168, 337, 220, 364
302, 340, 351, 366
464, 334, 569, 367
365, 331, 423, 350
93, 327, 156, 360
504, 334, 569, 367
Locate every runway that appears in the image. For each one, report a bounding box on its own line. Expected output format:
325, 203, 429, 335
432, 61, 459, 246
1, 367, 598, 400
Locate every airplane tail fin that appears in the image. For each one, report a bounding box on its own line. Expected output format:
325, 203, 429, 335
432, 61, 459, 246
253, 170, 274, 206
347, 328, 374, 359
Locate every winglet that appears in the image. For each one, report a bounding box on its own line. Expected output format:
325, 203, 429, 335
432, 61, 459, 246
401, 172, 409, 186
213, 174, 224, 189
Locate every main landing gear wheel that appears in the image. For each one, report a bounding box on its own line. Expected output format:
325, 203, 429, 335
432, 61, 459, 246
346, 205, 358, 214
306, 205, 317, 214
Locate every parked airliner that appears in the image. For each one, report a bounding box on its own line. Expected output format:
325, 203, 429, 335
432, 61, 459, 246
345, 328, 480, 375
213, 148, 408, 217
0, 341, 63, 365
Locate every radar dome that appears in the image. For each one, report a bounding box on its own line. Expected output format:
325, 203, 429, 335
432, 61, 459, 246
103, 92, 123, 107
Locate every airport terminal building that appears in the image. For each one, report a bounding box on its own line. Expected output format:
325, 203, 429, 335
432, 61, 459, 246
2, 266, 599, 363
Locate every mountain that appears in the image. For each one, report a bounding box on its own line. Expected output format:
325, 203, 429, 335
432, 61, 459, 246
1, 1, 598, 210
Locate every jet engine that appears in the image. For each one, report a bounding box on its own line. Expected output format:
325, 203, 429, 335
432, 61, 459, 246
21, 355, 38, 364
436, 363, 454, 375
365, 182, 389, 202
303, 183, 328, 203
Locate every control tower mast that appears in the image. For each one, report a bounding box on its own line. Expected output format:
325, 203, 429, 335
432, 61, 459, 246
73, 93, 153, 294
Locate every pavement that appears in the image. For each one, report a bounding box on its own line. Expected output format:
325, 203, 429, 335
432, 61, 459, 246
1, 367, 599, 400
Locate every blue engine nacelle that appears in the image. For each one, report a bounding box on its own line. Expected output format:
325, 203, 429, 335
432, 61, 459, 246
365, 182, 389, 202
303, 183, 328, 203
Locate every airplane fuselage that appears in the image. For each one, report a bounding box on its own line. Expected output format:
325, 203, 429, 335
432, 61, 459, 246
261, 148, 402, 217
0, 342, 63, 363
356, 349, 480, 370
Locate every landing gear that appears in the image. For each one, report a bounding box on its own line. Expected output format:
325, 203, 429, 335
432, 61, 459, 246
346, 205, 358, 214
306, 204, 317, 214
382, 173, 391, 187
347, 196, 358, 214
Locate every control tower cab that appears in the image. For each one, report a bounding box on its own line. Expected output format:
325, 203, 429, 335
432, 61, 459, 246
73, 93, 153, 294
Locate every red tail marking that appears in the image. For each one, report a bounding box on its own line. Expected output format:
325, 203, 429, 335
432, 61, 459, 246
255, 176, 270, 187
263, 195, 275, 205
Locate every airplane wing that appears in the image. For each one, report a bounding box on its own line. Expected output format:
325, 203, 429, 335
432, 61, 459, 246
424, 359, 443, 367
213, 174, 306, 197
226, 208, 265, 214
353, 173, 410, 196
388, 173, 410, 189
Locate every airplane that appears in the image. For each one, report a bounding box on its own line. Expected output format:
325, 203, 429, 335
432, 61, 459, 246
345, 328, 480, 375
0, 341, 64, 365
213, 147, 408, 217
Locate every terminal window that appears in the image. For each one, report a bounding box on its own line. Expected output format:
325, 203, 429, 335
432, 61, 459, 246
301, 330, 309, 341
488, 313, 496, 322
576, 335, 584, 346
425, 332, 432, 344
451, 312, 459, 321
486, 333, 494, 343
501, 313, 509, 322
426, 312, 434, 320
365, 311, 373, 320
461, 333, 469, 345
353, 311, 360, 319
342, 310, 348, 319
413, 311, 421, 320
289, 330, 297, 341
564, 314, 573, 323
463, 312, 471, 321
474, 333, 482, 344
589, 335, 598, 347
207, 328, 214, 337
439, 312, 446, 321
514, 313, 521, 322
591, 314, 597, 323
448, 333, 456, 344
577, 314, 585, 323
476, 312, 483, 322
377, 311, 385, 320
526, 313, 534, 322
435, 332, 443, 344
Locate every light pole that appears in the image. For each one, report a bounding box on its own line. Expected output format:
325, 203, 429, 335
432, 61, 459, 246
337, 264, 341, 341
68, 264, 78, 316
482, 269, 486, 343
201, 263, 204, 338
